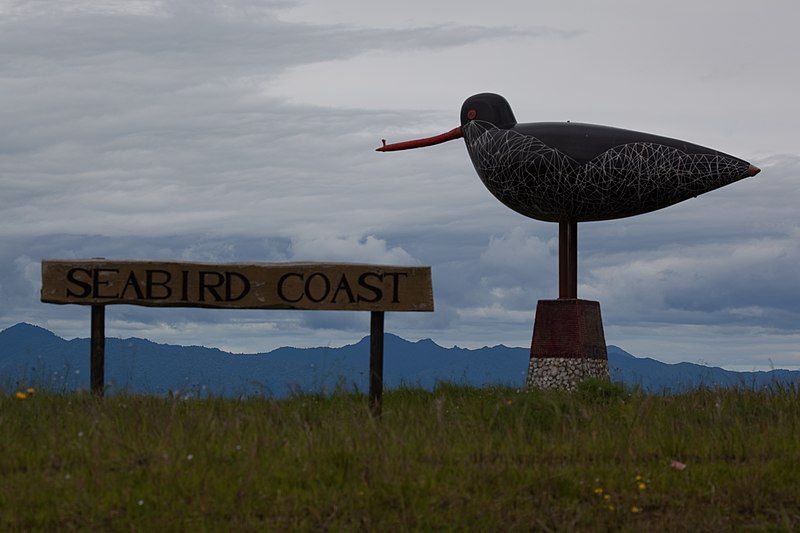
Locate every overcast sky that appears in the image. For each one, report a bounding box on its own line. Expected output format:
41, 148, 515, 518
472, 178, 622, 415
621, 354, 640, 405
1, 0, 798, 370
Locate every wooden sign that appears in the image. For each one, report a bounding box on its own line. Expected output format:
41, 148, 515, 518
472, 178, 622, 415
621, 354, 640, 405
41, 260, 433, 312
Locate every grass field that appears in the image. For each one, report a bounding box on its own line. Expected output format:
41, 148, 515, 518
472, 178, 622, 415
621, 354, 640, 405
1, 381, 798, 531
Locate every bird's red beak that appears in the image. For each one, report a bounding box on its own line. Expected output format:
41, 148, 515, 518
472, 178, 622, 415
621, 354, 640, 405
376, 126, 463, 152
747, 164, 760, 177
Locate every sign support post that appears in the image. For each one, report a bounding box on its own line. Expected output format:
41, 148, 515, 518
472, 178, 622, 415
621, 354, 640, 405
369, 311, 384, 416
90, 304, 105, 396
558, 221, 577, 299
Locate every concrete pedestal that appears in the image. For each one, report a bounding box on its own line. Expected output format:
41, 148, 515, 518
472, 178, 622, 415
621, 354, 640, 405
526, 299, 609, 390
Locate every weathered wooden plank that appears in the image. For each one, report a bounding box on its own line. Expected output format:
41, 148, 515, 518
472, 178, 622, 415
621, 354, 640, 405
41, 260, 434, 312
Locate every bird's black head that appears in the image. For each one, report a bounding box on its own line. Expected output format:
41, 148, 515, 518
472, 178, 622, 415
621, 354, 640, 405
460, 93, 517, 128
376, 92, 517, 152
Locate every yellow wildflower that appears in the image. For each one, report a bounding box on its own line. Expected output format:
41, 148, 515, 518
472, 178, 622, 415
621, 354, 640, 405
638, 482, 647, 490
631, 505, 641, 514
603, 494, 610, 501
26, 387, 35, 394
635, 475, 642, 481
15, 391, 27, 400
607, 505, 615, 511
593, 487, 603, 495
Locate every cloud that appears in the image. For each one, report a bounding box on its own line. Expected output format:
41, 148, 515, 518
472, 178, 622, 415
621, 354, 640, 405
290, 235, 416, 264
480, 228, 555, 282
583, 235, 800, 328
1, 0, 544, 241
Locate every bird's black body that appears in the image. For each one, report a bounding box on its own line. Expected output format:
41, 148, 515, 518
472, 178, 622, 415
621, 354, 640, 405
459, 94, 753, 222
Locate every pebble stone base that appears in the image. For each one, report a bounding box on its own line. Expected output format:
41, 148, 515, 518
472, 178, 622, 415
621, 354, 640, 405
526, 357, 609, 391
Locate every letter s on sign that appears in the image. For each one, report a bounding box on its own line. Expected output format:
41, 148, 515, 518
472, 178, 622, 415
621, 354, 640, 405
66, 268, 92, 298
357, 272, 383, 303
277, 273, 304, 303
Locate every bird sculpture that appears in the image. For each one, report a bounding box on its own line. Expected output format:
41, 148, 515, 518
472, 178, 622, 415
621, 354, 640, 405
377, 93, 762, 390
377, 92, 759, 223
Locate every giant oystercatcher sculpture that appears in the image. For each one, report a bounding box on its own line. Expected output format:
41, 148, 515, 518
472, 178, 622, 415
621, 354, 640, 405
377, 93, 760, 389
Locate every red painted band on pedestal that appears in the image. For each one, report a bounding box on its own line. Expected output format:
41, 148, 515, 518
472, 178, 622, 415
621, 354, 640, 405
530, 299, 608, 360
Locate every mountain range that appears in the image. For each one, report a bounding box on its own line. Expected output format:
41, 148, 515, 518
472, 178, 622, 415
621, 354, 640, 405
1, 323, 797, 396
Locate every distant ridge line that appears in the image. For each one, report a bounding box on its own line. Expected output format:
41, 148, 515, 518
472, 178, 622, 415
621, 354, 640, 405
0, 322, 797, 395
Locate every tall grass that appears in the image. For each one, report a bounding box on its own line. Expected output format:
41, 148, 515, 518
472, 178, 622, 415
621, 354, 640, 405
1, 382, 798, 530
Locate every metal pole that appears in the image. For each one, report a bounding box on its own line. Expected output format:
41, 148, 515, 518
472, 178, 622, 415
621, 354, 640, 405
558, 221, 578, 299
369, 311, 384, 417
91, 305, 105, 396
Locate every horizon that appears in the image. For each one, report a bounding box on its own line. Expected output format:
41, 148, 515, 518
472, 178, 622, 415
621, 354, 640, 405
1, 1, 798, 371
4, 321, 797, 374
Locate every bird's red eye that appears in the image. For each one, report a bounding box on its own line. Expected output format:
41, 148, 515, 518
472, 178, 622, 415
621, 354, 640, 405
467, 109, 477, 120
